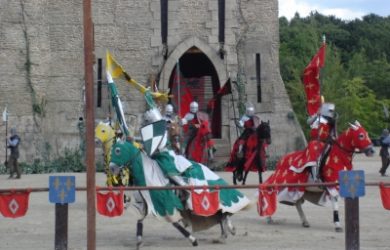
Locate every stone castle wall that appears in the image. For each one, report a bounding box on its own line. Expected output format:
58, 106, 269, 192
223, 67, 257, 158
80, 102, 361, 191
0, 0, 305, 163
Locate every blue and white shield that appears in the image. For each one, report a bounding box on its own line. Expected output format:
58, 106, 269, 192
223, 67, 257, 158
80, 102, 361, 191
140, 120, 168, 156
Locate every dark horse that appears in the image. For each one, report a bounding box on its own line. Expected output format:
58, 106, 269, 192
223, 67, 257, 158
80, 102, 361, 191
225, 120, 271, 185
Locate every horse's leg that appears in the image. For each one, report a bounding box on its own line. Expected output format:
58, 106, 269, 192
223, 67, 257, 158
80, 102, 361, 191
225, 214, 236, 235
296, 198, 310, 228
232, 170, 237, 185
243, 169, 250, 185
266, 216, 274, 224
172, 221, 198, 246
136, 219, 144, 250
233, 165, 243, 185
330, 195, 343, 232
218, 214, 228, 243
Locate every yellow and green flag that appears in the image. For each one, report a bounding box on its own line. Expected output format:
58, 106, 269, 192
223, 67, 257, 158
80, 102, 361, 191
106, 51, 170, 102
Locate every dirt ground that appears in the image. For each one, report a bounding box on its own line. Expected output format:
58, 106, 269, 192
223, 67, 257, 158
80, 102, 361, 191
1, 149, 390, 250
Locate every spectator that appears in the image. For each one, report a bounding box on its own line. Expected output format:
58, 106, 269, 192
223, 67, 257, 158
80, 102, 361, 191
379, 129, 390, 177
8, 128, 21, 179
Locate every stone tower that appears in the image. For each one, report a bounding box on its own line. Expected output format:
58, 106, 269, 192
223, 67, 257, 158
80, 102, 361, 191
0, 0, 305, 163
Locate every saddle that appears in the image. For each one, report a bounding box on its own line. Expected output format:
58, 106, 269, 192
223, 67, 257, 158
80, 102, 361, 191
305, 142, 332, 192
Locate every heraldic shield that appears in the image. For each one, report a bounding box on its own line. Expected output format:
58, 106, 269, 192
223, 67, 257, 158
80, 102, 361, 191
140, 120, 168, 156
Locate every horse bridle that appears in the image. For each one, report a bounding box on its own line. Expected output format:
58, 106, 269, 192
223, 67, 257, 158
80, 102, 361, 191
332, 139, 359, 154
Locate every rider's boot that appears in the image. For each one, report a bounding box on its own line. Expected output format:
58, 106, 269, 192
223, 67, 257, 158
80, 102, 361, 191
237, 144, 244, 158
208, 148, 215, 162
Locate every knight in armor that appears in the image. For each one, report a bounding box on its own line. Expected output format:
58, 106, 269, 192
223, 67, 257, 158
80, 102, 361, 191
305, 102, 337, 181
163, 104, 181, 154
307, 102, 337, 141
181, 101, 201, 128
225, 103, 258, 175
236, 103, 257, 158
163, 104, 175, 123
181, 101, 215, 163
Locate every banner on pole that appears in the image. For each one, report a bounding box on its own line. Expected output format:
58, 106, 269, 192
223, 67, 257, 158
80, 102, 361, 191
2, 106, 8, 122
339, 170, 365, 198
49, 176, 76, 204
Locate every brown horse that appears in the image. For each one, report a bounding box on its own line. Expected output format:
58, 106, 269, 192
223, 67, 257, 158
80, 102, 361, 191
167, 120, 181, 154
264, 121, 375, 231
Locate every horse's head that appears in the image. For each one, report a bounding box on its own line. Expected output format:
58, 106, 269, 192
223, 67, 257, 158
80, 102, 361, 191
168, 121, 181, 136
110, 140, 140, 169
95, 122, 116, 143
257, 120, 271, 144
342, 121, 375, 156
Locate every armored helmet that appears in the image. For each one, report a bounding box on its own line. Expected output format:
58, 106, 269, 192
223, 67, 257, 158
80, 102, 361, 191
165, 104, 174, 116
144, 108, 162, 124
245, 103, 255, 117
190, 101, 199, 113
10, 128, 17, 135
320, 103, 335, 119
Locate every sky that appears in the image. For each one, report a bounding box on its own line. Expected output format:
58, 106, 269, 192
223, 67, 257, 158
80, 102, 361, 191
279, 0, 390, 20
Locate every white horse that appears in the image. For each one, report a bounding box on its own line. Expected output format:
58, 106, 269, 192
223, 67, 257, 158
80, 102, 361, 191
96, 122, 250, 248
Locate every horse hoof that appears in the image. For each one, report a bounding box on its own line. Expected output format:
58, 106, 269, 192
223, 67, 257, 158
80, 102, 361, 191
189, 236, 198, 246
228, 226, 236, 235
335, 227, 343, 233
136, 242, 143, 250
266, 217, 275, 225
215, 235, 227, 244
302, 222, 310, 228
192, 240, 198, 247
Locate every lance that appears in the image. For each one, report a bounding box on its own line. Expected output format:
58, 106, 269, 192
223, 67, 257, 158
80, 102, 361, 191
383, 103, 390, 128
176, 59, 185, 154
230, 78, 239, 138
176, 59, 181, 118
2, 105, 8, 166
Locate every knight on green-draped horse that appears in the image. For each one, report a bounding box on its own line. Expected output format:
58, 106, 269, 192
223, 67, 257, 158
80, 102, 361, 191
95, 66, 250, 249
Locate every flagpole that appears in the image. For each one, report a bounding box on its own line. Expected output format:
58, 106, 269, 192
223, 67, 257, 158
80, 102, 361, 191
320, 34, 326, 98
229, 80, 239, 138
83, 0, 96, 249
176, 59, 181, 117
4, 106, 8, 166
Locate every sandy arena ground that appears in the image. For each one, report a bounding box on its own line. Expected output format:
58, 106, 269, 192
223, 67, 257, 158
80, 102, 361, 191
1, 150, 390, 250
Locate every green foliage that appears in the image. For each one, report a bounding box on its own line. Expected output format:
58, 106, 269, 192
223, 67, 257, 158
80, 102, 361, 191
234, 72, 247, 116
280, 13, 390, 139
266, 155, 281, 171
0, 148, 89, 175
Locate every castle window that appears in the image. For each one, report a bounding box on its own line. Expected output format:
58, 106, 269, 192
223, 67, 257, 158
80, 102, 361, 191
97, 58, 102, 108
256, 53, 262, 103
160, 0, 168, 44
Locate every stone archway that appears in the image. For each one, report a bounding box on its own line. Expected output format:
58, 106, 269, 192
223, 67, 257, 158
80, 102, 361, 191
161, 37, 227, 138
160, 36, 228, 91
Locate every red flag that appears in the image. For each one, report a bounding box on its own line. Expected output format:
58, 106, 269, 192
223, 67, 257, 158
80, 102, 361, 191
303, 43, 326, 116
96, 188, 124, 217
179, 88, 193, 118
217, 79, 232, 96
257, 185, 277, 217
207, 79, 232, 111
191, 188, 220, 216
0, 190, 30, 218
380, 183, 390, 210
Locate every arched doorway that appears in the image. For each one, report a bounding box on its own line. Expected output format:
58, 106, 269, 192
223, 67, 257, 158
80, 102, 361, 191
168, 46, 222, 138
